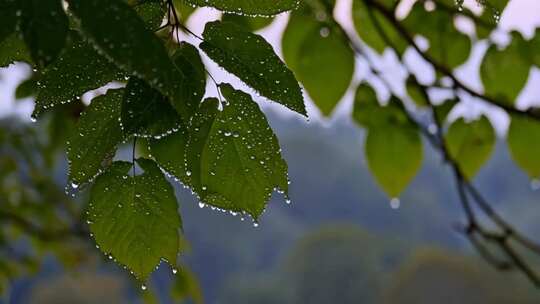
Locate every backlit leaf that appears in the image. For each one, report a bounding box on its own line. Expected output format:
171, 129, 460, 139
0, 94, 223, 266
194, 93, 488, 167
283, 14, 354, 116
445, 116, 495, 180
507, 116, 540, 179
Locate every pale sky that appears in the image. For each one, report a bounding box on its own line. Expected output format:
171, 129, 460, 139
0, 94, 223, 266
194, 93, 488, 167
1, 0, 539, 135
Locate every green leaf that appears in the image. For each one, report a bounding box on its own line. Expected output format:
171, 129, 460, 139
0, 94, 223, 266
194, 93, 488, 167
15, 76, 38, 100
404, 3, 471, 68
69, 0, 177, 98
200, 21, 306, 116
152, 85, 289, 219
222, 14, 275, 31
169, 42, 207, 122
352, 84, 409, 129
445, 116, 495, 180
88, 159, 182, 280
352, 0, 407, 55
34, 33, 124, 116
480, 32, 531, 105
365, 124, 423, 198
121, 77, 182, 138
185, 0, 298, 16
172, 0, 196, 25
171, 268, 204, 304
0, 34, 32, 67
283, 15, 354, 116
131, 0, 167, 30
406, 76, 429, 107
67, 89, 124, 186
20, 0, 68, 67
507, 116, 540, 179
434, 99, 458, 124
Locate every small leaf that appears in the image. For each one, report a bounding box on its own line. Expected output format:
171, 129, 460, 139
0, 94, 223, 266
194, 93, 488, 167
365, 124, 423, 198
185, 0, 299, 16
88, 159, 182, 280
69, 0, 177, 98
404, 3, 471, 68
445, 116, 495, 180
200, 21, 306, 116
121, 77, 182, 138
507, 115, 540, 179
20, 0, 69, 67
34, 32, 124, 116
434, 99, 458, 124
352, 84, 409, 129
283, 14, 354, 116
15, 76, 38, 100
480, 32, 531, 105
67, 89, 124, 186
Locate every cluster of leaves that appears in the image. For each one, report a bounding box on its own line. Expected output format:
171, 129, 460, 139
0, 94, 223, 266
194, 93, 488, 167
2, 0, 540, 285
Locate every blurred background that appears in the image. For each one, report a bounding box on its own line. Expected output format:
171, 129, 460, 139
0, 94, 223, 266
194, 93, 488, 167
2, 0, 540, 303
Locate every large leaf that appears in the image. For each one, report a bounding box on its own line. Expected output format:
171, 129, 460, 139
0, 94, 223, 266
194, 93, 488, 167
185, 0, 298, 16
365, 125, 423, 198
121, 77, 182, 138
169, 42, 207, 122
34, 33, 124, 116
352, 84, 409, 129
68, 0, 177, 98
507, 116, 540, 179
151, 85, 289, 219
88, 159, 182, 280
20, 0, 68, 67
67, 89, 124, 187
352, 0, 407, 55
404, 3, 471, 68
480, 32, 531, 105
283, 14, 354, 116
200, 21, 306, 116
445, 116, 495, 180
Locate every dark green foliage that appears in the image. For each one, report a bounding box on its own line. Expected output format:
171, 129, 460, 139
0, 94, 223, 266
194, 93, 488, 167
185, 0, 299, 16
200, 21, 306, 116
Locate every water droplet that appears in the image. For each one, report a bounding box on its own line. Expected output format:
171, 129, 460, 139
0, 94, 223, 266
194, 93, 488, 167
172, 268, 178, 274
141, 284, 147, 291
390, 198, 401, 209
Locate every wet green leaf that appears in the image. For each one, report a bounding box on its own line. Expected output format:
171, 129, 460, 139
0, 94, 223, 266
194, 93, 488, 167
0, 34, 32, 67
185, 0, 299, 16
222, 14, 274, 31
507, 116, 540, 179
20, 0, 68, 67
69, 0, 178, 98
200, 21, 306, 116
67, 89, 124, 186
88, 159, 182, 281
34, 33, 124, 116
445, 116, 495, 180
121, 77, 182, 138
